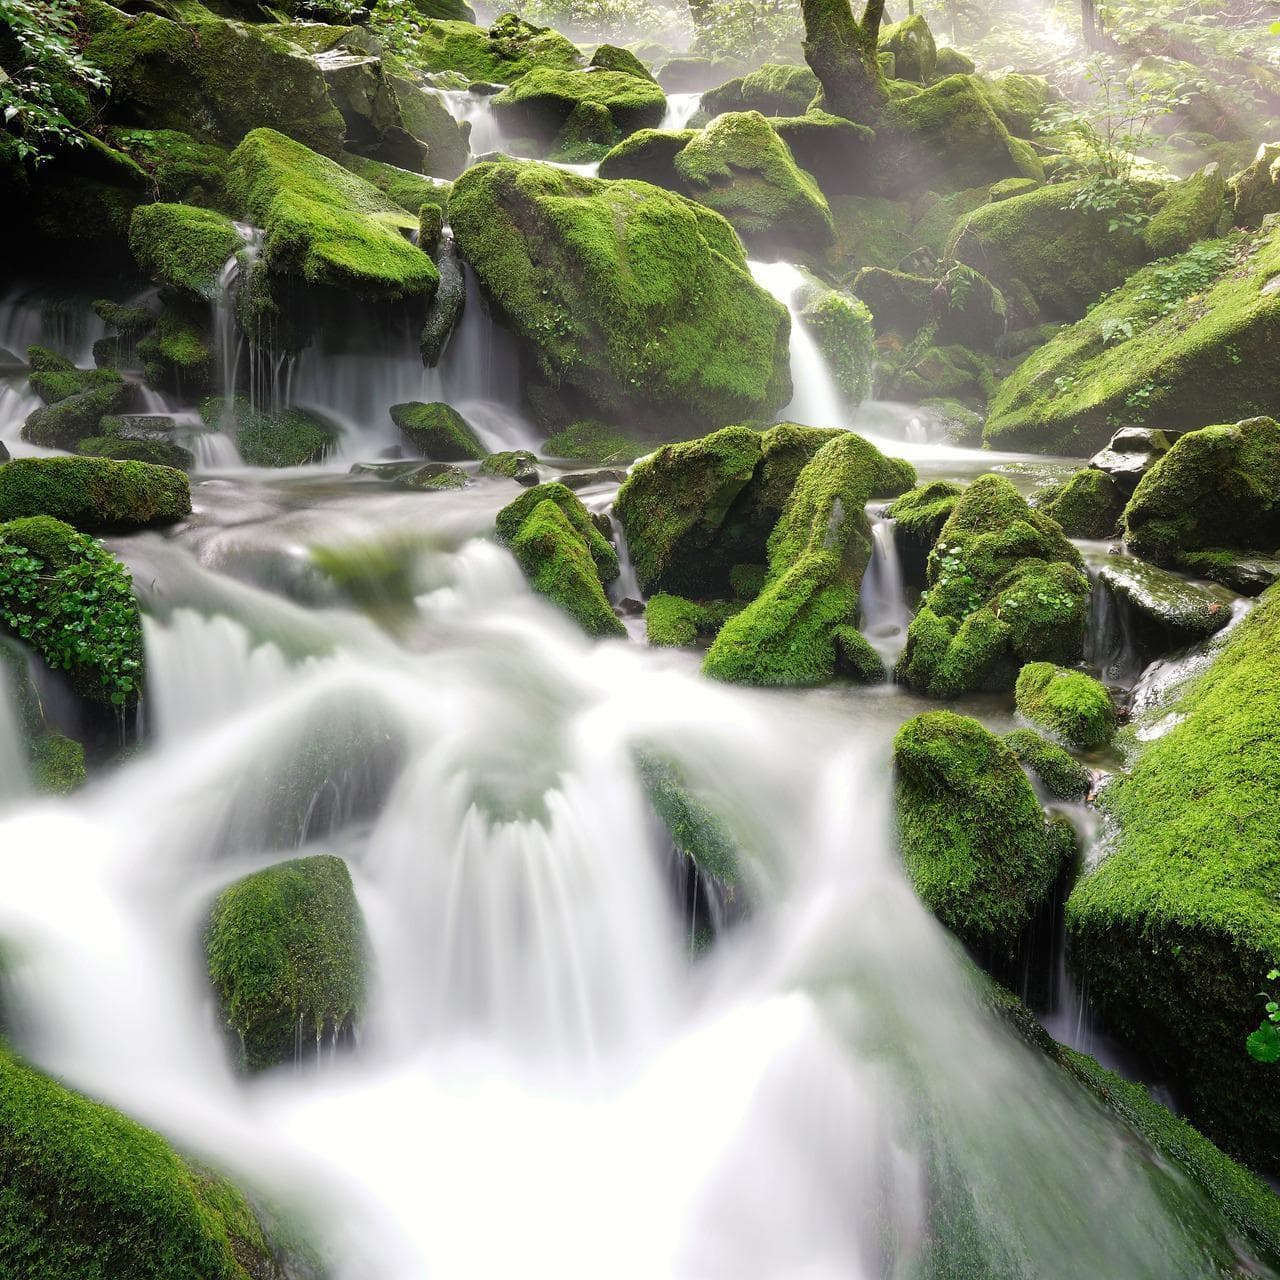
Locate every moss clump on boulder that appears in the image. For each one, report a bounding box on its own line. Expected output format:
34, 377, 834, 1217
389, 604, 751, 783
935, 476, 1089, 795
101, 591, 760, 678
105, 127, 230, 207
700, 63, 819, 117
1036, 467, 1125, 539
1002, 728, 1091, 801
206, 854, 367, 1074
389, 401, 485, 461
1015, 661, 1115, 751
0, 457, 190, 532
597, 128, 697, 188
703, 433, 913, 686
1143, 163, 1228, 258
128, 203, 244, 301
1122, 417, 1280, 568
1067, 584, 1280, 1170
894, 711, 1070, 951
879, 14, 936, 84
205, 397, 338, 468
448, 160, 791, 434
1229, 143, 1280, 227
491, 67, 666, 152
887, 479, 962, 550
412, 14, 581, 84
22, 383, 128, 450
31, 732, 87, 795
228, 129, 438, 301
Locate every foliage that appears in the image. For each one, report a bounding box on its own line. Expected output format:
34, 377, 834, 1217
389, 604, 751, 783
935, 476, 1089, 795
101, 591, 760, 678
1247, 969, 1280, 1065
693, 0, 803, 63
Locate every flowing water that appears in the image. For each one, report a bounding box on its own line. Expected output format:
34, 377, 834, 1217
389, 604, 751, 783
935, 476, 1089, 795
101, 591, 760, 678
0, 278, 1269, 1278
860, 515, 913, 667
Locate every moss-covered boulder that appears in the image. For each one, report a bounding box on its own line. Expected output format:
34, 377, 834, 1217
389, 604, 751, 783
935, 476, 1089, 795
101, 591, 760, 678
896, 475, 1089, 698
1036, 467, 1125, 539
643, 593, 737, 647
21, 382, 129, 451
1122, 417, 1280, 568
771, 110, 876, 197
449, 160, 791, 433
0, 517, 144, 708
853, 262, 1008, 349
128, 203, 244, 301
1002, 728, 1091, 801
702, 433, 913, 686
1015, 661, 1115, 751
1229, 142, 1280, 227
207, 854, 367, 1073
543, 420, 646, 464
879, 14, 936, 85
1067, 584, 1280, 1169
205, 397, 338, 467
495, 482, 624, 636
700, 63, 819, 117
978, 73, 1052, 138
894, 711, 1070, 951
228, 128, 438, 301
1144, 163, 1228, 258
479, 449, 538, 485
412, 14, 581, 84
985, 234, 1280, 454
597, 127, 696, 188
389, 401, 485, 460
26, 351, 122, 407
105, 127, 230, 208
0, 457, 190, 532
887, 479, 962, 555
589, 44, 656, 82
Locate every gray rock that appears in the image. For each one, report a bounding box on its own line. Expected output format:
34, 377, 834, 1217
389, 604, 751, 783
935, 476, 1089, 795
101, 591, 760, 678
1179, 550, 1280, 598
349, 460, 469, 490
479, 450, 539, 486
1089, 427, 1174, 493
420, 236, 465, 366
1098, 555, 1234, 646
0, 440, 9, 463
559, 468, 628, 489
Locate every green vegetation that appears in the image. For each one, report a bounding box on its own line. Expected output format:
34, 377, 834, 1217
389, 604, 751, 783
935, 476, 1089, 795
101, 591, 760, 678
887, 480, 962, 550
128, 203, 243, 300
207, 854, 367, 1073
408, 14, 580, 84
205, 397, 338, 468
700, 63, 819, 117
390, 401, 485, 461
21, 383, 127, 450
1036, 467, 1125, 539
1014, 662, 1115, 751
542, 420, 646, 463
644, 593, 739, 648
1002, 728, 1091, 801
0, 456, 190, 532
30, 731, 86, 794
491, 66, 666, 151
1143, 164, 1228, 259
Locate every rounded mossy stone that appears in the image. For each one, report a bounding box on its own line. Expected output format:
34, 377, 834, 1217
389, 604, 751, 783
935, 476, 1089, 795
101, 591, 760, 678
1036, 467, 1125, 539
700, 63, 819, 118
389, 401, 485, 461
703, 433, 915, 687
411, 14, 581, 84
978, 72, 1052, 137
21, 383, 129, 450
542, 420, 646, 464
338, 153, 450, 221
204, 397, 337, 468
673, 111, 835, 254
206, 854, 368, 1074
227, 128, 439, 301
597, 127, 697, 188
894, 711, 1069, 951
879, 13, 936, 84
496, 481, 618, 582
0, 516, 145, 708
478, 449, 537, 484
0, 456, 190, 532
1066, 584, 1280, 1170
30, 732, 86, 795
448, 159, 791, 434
1143, 163, 1228, 259
643, 593, 738, 647
1002, 728, 1091, 801
589, 44, 657, 84
27, 351, 122, 406
933, 46, 975, 77
491, 66, 666, 148
0, 1045, 283, 1279
1015, 661, 1115, 750
1122, 417, 1280, 567
128, 203, 244, 300
887, 479, 962, 549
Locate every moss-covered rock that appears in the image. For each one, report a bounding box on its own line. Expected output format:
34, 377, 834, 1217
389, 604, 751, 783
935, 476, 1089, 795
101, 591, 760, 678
479, 449, 538, 484
21, 383, 129, 450
700, 63, 819, 117
597, 127, 696, 188
589, 44, 656, 83
228, 128, 438, 301
1178, 549, 1280, 598
0, 457, 190, 532
978, 72, 1051, 137
643, 593, 737, 647
412, 14, 581, 84
76, 432, 195, 472
702, 433, 913, 686
1229, 142, 1280, 227
496, 483, 624, 636
853, 262, 1007, 349
1002, 728, 1091, 801
673, 111, 835, 255
26, 354, 122, 407
887, 479, 962, 552
449, 160, 790, 433
933, 47, 975, 78
136, 305, 215, 397
105, 127, 230, 208
1014, 661, 1115, 751
771, 109, 876, 197
31, 732, 87, 795
894, 711, 1069, 951
799, 284, 875, 403
389, 401, 485, 460
1144, 163, 1228, 258
1122, 417, 1280, 568
128, 203, 243, 301
879, 14, 936, 85
542, 420, 646, 463
205, 397, 338, 467
206, 854, 367, 1073
1097, 555, 1234, 649
1067, 584, 1280, 1169
1036, 467, 1125, 539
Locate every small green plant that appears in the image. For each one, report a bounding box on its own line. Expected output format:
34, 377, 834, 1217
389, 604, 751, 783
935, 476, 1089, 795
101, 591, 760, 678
1135, 241, 1233, 317
1100, 316, 1135, 345
923, 544, 982, 617
1246, 969, 1280, 1064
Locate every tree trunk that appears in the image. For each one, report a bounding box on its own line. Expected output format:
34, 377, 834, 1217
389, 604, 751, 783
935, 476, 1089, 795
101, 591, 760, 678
800, 0, 889, 124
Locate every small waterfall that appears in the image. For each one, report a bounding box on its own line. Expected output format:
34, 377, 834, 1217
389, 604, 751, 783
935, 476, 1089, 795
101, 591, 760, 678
0, 286, 105, 366
208, 227, 262, 450
659, 92, 702, 131
0, 381, 43, 454
0, 657, 32, 806
1084, 570, 1145, 687
607, 514, 641, 608
442, 89, 503, 160
859, 515, 912, 667
747, 261, 844, 428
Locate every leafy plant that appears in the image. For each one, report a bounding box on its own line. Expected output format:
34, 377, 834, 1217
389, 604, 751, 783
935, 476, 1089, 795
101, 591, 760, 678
923, 544, 982, 617
1247, 969, 1280, 1064
1135, 241, 1234, 317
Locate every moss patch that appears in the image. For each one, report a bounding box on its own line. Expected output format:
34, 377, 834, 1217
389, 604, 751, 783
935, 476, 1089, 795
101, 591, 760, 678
1002, 728, 1091, 801
389, 401, 485, 461
1015, 661, 1115, 751
129, 203, 243, 301
205, 397, 338, 468
0, 457, 190, 532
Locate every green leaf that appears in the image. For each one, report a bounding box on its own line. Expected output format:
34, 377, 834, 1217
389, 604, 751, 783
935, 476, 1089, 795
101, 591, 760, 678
1247, 1022, 1280, 1063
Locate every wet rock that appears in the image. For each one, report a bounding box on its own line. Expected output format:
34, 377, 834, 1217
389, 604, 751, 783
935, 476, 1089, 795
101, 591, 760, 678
559, 468, 628, 489
1179, 550, 1280, 597
1090, 427, 1174, 493
1097, 555, 1234, 646
349, 460, 468, 489
479, 450, 539, 485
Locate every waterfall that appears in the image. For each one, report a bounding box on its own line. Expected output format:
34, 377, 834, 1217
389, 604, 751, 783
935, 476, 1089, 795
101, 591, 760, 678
0, 655, 31, 806
442, 88, 504, 160
747, 261, 845, 428
1083, 569, 1145, 687
660, 93, 702, 131
859, 515, 912, 668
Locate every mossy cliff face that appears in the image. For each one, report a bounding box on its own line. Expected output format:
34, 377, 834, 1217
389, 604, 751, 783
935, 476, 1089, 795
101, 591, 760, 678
894, 711, 1069, 952
985, 232, 1280, 454
1122, 417, 1280, 568
206, 854, 368, 1073
1067, 584, 1280, 1171
896, 475, 1089, 698
0, 1046, 283, 1279
1014, 661, 1115, 752
448, 160, 791, 434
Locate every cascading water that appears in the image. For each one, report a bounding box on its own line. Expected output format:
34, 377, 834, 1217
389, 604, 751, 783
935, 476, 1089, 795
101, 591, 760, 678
0, 474, 1275, 1279
442, 89, 504, 159
859, 514, 913, 667
660, 92, 702, 131
0, 657, 31, 807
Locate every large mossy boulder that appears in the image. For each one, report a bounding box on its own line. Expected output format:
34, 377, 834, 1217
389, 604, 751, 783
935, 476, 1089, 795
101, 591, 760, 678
1122, 418, 1280, 568
0, 457, 190, 532
389, 401, 485, 460
947, 181, 1150, 322
1036, 467, 1126, 539
412, 14, 581, 84
228, 128, 438, 301
703, 433, 913, 686
0, 1045, 285, 1279
1014, 661, 1115, 751
700, 63, 819, 118
207, 855, 366, 1073
1096, 555, 1234, 650
1067, 584, 1280, 1170
495, 482, 623, 636
128, 203, 244, 301
985, 233, 1280, 454
22, 382, 129, 450
672, 111, 835, 256
448, 160, 791, 434
895, 474, 1089, 698
894, 711, 1070, 951
1143, 163, 1228, 258
491, 66, 666, 152
0, 517, 144, 709
205, 397, 339, 467
1229, 142, 1280, 227
84, 3, 346, 155
879, 14, 937, 85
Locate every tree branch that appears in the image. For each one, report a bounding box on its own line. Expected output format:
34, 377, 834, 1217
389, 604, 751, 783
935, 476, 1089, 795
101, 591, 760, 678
861, 0, 887, 41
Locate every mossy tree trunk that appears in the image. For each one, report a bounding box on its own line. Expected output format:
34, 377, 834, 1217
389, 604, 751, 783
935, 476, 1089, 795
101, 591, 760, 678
800, 0, 889, 123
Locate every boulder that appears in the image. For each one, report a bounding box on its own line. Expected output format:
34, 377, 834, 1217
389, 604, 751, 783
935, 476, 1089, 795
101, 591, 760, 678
771, 110, 875, 196
128, 203, 244, 300
933, 47, 975, 78
1144, 163, 1228, 258
479, 450, 538, 484
798, 282, 875, 403
413, 14, 581, 84
0, 456, 190, 532
699, 63, 819, 117
1036, 467, 1125, 538
1014, 661, 1115, 751
597, 127, 696, 187
853, 263, 1007, 349
1002, 728, 1091, 801
879, 14, 936, 85
589, 44, 657, 83
1096, 555, 1234, 647
22, 383, 128, 450
1229, 143, 1280, 227
207, 397, 339, 467
1178, 550, 1280, 597
979, 73, 1052, 137
1089, 427, 1174, 493
390, 401, 485, 460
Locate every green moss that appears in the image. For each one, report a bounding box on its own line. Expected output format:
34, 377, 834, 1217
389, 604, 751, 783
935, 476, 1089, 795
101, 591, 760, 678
0, 1045, 281, 1278
888, 480, 962, 548
27, 362, 121, 407
389, 401, 485, 461
597, 128, 696, 188
128, 203, 243, 300
1143, 164, 1228, 259
137, 307, 214, 395
478, 450, 537, 483
1122, 417, 1280, 567
1067, 584, 1280, 1169
30, 732, 86, 795
77, 432, 195, 471
589, 44, 656, 83
643, 593, 739, 647
978, 72, 1051, 137
206, 854, 367, 1073
448, 160, 790, 433
227, 128, 438, 301
1015, 661, 1115, 750
933, 47, 975, 78
0, 457, 190, 532
1037, 467, 1125, 539
634, 747, 741, 887
1002, 728, 1091, 801
410, 14, 581, 84
21, 384, 128, 450
894, 711, 1068, 950
703, 433, 914, 686
203, 397, 338, 468
542, 420, 646, 463
826, 194, 916, 276
338, 153, 449, 219
492, 66, 666, 150
702, 63, 819, 117
106, 127, 230, 208
800, 287, 874, 401
879, 14, 936, 84
496, 481, 618, 582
